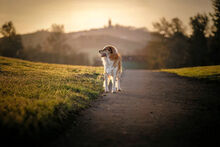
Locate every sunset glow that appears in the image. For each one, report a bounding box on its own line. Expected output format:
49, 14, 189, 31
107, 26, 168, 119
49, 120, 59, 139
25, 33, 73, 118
0, 0, 213, 34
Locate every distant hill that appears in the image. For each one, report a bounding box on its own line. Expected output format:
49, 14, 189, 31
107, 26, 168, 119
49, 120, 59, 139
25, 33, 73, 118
21, 25, 151, 63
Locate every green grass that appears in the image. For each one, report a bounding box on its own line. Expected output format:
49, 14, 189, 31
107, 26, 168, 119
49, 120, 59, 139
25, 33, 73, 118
161, 65, 220, 81
0, 56, 103, 140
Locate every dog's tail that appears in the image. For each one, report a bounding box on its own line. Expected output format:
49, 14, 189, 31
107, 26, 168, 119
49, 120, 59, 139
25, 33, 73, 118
117, 60, 122, 74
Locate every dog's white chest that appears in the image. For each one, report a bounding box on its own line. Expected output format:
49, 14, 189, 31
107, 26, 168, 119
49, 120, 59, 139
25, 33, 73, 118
102, 57, 116, 75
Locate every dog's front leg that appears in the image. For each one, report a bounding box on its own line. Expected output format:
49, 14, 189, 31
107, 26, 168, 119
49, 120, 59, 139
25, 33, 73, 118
112, 75, 116, 93
104, 73, 109, 92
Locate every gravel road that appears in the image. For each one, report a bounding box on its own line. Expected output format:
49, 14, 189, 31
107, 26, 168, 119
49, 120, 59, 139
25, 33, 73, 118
48, 70, 220, 147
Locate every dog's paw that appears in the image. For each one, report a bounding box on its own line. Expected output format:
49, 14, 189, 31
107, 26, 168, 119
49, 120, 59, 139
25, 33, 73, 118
112, 88, 117, 93
105, 89, 109, 93
117, 89, 122, 92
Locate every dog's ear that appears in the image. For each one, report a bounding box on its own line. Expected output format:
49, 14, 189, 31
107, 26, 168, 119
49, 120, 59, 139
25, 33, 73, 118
108, 47, 113, 53
109, 46, 116, 54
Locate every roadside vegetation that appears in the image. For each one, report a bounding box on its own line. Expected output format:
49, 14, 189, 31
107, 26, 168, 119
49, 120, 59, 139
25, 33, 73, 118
0, 56, 103, 142
161, 65, 220, 82
141, 0, 220, 69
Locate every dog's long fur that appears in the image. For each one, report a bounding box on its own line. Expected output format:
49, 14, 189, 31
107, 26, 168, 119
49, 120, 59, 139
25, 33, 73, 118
99, 45, 122, 93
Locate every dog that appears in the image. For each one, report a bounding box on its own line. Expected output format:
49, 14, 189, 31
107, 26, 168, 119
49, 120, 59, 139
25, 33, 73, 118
99, 45, 122, 93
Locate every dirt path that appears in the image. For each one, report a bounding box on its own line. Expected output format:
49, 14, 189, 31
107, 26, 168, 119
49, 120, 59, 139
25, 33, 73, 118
48, 70, 220, 147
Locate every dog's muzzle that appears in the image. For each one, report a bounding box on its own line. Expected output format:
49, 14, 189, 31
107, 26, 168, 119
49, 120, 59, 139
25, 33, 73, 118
99, 50, 106, 57
101, 53, 107, 57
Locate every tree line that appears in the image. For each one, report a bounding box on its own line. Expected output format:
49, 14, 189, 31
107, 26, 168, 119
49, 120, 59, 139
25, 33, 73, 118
0, 23, 89, 65
142, 0, 220, 69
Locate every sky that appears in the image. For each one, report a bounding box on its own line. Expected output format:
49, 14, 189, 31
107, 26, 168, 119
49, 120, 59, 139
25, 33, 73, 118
0, 0, 213, 34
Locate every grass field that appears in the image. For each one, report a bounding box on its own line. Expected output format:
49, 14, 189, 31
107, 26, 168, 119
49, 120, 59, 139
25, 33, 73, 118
0, 56, 103, 141
161, 65, 220, 81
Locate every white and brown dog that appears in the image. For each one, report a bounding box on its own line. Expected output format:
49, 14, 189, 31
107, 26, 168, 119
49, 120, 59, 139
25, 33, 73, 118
99, 45, 122, 93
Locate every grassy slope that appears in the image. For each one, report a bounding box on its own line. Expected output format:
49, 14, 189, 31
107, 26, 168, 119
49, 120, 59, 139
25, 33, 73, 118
161, 65, 220, 81
0, 56, 103, 140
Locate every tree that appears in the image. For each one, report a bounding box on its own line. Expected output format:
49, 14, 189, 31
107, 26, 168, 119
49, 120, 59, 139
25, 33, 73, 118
0, 21, 16, 37
212, 0, 220, 38
144, 34, 170, 69
189, 13, 209, 65
0, 21, 23, 57
43, 24, 71, 63
166, 33, 190, 67
46, 24, 68, 52
153, 17, 186, 37
170, 18, 187, 36
153, 17, 172, 37
210, 0, 220, 64
149, 18, 189, 68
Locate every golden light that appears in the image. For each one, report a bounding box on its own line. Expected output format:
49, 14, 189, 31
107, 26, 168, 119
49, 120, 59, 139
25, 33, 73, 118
0, 0, 213, 34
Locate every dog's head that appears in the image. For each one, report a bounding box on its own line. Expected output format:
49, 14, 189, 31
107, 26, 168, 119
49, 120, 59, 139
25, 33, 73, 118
99, 45, 117, 57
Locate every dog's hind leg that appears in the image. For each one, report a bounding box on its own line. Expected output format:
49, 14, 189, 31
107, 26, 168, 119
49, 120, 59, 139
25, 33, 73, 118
116, 77, 121, 91
116, 73, 122, 91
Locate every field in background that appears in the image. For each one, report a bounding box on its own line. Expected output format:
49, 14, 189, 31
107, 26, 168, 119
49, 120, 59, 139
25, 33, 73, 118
161, 65, 220, 81
0, 56, 103, 141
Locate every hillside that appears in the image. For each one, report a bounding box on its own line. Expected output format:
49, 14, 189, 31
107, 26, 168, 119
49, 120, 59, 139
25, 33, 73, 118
0, 56, 103, 143
21, 25, 151, 62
